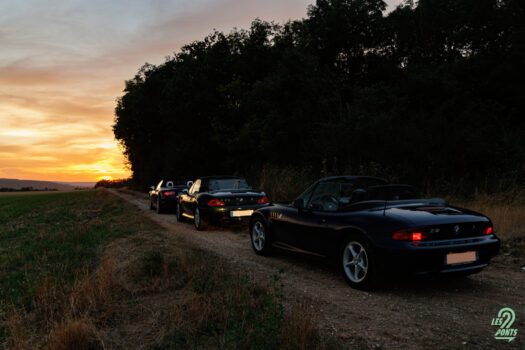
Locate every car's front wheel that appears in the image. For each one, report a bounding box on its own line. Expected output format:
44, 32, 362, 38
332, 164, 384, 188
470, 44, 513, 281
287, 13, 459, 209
250, 219, 272, 255
176, 202, 185, 222
156, 197, 163, 214
194, 207, 208, 231
340, 237, 377, 290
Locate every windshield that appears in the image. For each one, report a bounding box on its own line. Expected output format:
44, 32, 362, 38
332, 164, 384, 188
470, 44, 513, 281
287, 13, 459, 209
207, 178, 251, 191
308, 179, 418, 209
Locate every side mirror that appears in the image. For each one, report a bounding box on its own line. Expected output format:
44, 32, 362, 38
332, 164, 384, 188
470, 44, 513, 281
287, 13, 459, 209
186, 181, 194, 188
293, 198, 304, 211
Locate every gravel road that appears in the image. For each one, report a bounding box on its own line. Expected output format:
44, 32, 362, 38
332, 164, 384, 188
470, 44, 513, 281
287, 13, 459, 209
111, 189, 525, 349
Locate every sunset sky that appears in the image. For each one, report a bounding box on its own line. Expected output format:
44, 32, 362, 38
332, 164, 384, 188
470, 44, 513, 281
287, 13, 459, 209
0, 0, 400, 182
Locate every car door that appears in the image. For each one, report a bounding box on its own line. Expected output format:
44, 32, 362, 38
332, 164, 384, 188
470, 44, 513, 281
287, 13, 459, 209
281, 182, 342, 256
271, 182, 316, 245
152, 180, 163, 205
182, 179, 201, 215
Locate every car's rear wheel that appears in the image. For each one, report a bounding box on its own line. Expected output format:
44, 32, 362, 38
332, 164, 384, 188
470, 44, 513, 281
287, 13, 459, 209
341, 237, 377, 290
176, 202, 185, 222
194, 207, 207, 231
250, 219, 272, 255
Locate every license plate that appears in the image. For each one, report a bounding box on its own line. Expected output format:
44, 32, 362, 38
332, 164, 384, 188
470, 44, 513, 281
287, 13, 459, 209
446, 251, 477, 265
230, 210, 253, 217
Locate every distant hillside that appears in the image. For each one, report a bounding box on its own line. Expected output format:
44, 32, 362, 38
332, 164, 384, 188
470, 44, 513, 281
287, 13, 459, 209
57, 181, 95, 188
0, 178, 75, 191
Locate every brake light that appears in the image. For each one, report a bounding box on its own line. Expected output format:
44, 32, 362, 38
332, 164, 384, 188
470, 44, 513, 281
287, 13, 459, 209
207, 199, 225, 207
392, 231, 410, 240
257, 196, 270, 204
485, 225, 493, 235
412, 232, 423, 241
392, 230, 426, 241
163, 191, 176, 197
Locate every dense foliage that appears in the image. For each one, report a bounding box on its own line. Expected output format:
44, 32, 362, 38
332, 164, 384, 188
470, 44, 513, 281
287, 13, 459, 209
94, 178, 132, 189
114, 0, 525, 194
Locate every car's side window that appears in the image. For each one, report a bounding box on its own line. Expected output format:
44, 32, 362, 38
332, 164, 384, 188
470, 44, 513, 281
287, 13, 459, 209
295, 183, 316, 208
189, 179, 201, 195
307, 182, 341, 212
156, 180, 163, 190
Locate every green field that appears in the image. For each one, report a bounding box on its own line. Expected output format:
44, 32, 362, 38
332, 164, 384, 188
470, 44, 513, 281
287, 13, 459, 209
0, 191, 133, 303
0, 191, 141, 345
0, 190, 334, 349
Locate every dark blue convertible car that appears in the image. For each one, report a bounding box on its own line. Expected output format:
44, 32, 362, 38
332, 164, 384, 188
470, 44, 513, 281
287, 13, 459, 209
249, 176, 500, 289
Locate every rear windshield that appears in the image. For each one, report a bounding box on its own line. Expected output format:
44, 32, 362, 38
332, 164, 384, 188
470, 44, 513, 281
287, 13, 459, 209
207, 178, 251, 191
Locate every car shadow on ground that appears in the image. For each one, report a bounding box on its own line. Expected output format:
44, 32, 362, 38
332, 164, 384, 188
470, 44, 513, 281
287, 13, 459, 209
266, 247, 496, 296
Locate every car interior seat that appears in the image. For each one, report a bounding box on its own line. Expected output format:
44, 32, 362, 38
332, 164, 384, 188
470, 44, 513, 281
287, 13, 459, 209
349, 189, 367, 203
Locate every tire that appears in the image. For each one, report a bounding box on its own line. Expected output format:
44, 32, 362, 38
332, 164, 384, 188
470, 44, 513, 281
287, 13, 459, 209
340, 236, 378, 290
194, 207, 208, 231
250, 218, 273, 255
156, 197, 163, 214
176, 202, 185, 222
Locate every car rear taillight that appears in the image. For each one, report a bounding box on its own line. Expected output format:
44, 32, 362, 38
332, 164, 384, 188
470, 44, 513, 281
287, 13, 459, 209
257, 196, 270, 204
208, 199, 225, 207
163, 191, 176, 197
392, 230, 427, 241
485, 225, 493, 235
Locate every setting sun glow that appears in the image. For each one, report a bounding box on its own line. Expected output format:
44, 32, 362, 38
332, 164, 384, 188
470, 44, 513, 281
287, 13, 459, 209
0, 0, 317, 183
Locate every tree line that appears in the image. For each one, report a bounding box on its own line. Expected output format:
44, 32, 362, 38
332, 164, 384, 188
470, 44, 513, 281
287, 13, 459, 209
113, 0, 525, 196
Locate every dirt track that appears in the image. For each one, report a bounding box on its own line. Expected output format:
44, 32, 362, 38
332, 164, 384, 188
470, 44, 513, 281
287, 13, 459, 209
111, 189, 525, 349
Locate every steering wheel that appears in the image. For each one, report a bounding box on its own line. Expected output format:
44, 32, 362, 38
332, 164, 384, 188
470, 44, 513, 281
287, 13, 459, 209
323, 195, 339, 211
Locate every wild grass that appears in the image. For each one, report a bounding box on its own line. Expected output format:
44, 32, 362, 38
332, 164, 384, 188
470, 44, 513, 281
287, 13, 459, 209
452, 192, 525, 259
256, 165, 315, 202
451, 191, 525, 240
0, 190, 341, 349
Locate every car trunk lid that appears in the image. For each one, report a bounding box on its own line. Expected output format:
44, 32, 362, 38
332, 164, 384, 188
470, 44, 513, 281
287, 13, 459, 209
210, 191, 266, 206
386, 203, 492, 239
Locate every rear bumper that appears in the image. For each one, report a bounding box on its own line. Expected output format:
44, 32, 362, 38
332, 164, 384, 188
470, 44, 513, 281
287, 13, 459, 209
200, 204, 269, 224
376, 235, 500, 275
159, 197, 177, 208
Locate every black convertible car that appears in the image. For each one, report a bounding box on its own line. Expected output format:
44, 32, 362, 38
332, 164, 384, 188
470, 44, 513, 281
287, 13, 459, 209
249, 176, 500, 289
149, 180, 188, 214
176, 176, 270, 230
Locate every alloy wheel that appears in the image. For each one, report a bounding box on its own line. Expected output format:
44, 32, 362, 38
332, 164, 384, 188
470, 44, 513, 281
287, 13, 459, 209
176, 203, 181, 220
251, 221, 266, 251
194, 207, 200, 228
342, 241, 369, 283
